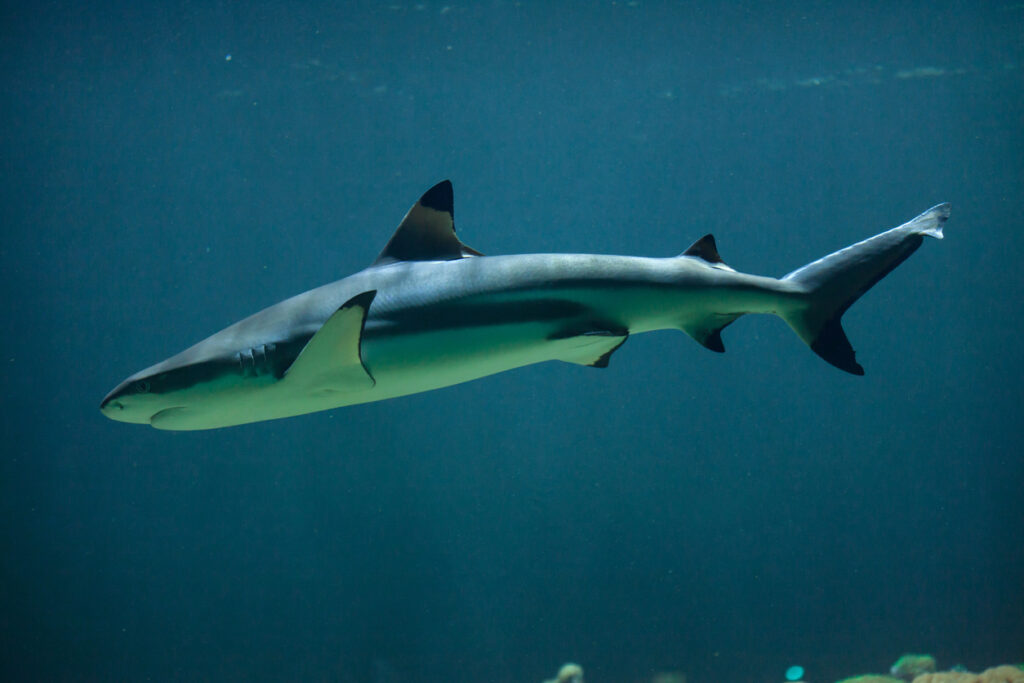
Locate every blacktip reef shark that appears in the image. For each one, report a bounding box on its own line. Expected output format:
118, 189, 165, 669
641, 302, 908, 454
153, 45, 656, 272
101, 181, 950, 430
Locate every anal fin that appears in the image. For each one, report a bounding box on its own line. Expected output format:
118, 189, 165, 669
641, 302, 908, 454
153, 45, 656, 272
680, 314, 741, 353
284, 290, 377, 391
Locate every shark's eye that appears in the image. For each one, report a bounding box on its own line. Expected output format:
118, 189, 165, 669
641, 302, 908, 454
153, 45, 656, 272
134, 381, 151, 394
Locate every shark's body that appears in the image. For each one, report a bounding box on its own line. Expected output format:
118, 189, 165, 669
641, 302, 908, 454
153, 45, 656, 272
101, 181, 949, 430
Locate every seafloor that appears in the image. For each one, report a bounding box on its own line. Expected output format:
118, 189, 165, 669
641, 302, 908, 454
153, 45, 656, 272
538, 659, 1024, 683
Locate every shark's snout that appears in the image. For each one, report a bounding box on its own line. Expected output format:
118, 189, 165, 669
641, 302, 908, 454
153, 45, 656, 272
100, 384, 126, 413
100, 378, 160, 425
102, 398, 124, 412
100, 393, 135, 423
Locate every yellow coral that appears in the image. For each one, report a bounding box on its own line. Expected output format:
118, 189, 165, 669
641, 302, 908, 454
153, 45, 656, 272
912, 673, 976, 683
978, 666, 1024, 683
542, 663, 583, 683
912, 666, 1024, 683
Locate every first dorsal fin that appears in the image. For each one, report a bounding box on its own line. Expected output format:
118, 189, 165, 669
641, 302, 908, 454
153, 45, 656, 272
373, 180, 483, 265
681, 234, 728, 266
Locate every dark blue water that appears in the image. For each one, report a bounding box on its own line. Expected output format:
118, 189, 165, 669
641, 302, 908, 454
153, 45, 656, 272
2, 2, 1022, 681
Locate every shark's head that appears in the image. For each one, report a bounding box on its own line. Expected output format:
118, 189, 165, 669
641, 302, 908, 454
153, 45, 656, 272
100, 358, 217, 426
100, 337, 301, 429
99, 343, 265, 429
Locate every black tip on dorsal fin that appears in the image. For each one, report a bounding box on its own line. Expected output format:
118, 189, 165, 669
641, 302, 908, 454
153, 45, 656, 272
681, 234, 727, 265
418, 179, 454, 215
373, 180, 483, 265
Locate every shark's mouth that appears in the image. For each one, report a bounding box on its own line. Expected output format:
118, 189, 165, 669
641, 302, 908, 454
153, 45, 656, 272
150, 406, 188, 428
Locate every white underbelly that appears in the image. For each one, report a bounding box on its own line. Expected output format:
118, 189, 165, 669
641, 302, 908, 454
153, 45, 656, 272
357, 322, 567, 403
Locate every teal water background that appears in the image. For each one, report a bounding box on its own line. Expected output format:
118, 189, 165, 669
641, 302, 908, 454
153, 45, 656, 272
2, 2, 1022, 681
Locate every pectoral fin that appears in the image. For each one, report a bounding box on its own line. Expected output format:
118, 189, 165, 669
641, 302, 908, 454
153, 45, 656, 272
284, 291, 377, 391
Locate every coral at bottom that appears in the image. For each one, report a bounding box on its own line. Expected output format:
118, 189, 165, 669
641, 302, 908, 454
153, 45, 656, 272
911, 666, 1024, 683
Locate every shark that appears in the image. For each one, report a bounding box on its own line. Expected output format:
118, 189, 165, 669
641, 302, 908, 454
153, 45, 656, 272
101, 180, 949, 430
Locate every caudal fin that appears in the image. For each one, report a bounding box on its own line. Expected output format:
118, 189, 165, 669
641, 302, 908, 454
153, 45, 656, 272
780, 203, 950, 375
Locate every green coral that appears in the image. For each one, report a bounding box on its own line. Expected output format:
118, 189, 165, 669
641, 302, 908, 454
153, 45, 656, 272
891, 654, 938, 679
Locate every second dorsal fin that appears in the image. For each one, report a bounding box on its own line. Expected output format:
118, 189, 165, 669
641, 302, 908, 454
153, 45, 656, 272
681, 234, 727, 265
373, 180, 483, 265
